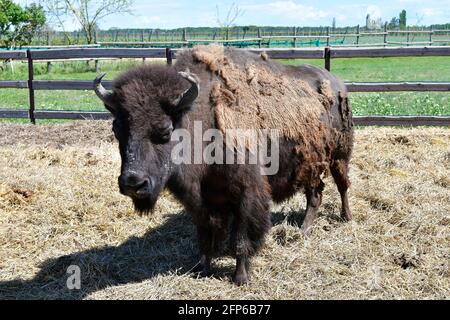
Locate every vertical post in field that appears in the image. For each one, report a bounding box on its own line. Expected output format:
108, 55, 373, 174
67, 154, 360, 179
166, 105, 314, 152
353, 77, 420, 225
324, 47, 331, 72
148, 29, 153, 41
182, 28, 187, 47
356, 25, 360, 47
383, 23, 388, 47
166, 48, 172, 65
46, 31, 52, 46
257, 28, 262, 48
406, 27, 410, 46
429, 26, 433, 46
27, 50, 36, 124
293, 27, 297, 48
326, 27, 330, 46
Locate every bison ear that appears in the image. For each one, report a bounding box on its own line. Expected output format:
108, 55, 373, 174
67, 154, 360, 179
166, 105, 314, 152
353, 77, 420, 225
172, 71, 199, 114
93, 73, 117, 115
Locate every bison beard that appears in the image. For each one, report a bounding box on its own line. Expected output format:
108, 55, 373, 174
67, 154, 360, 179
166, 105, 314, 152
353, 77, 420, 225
95, 45, 354, 286
132, 196, 157, 214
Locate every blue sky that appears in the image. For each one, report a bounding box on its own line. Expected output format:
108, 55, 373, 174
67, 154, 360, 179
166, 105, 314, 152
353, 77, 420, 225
17, 0, 450, 30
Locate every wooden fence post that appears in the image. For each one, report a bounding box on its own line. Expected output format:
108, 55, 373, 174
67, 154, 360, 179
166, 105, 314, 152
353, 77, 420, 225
257, 28, 262, 48
429, 26, 433, 46
356, 25, 360, 47
182, 28, 187, 47
384, 23, 388, 47
166, 48, 172, 65
293, 27, 297, 48
27, 50, 36, 124
326, 27, 330, 46
406, 27, 410, 46
148, 29, 153, 41
46, 62, 52, 74
46, 31, 52, 46
324, 47, 331, 71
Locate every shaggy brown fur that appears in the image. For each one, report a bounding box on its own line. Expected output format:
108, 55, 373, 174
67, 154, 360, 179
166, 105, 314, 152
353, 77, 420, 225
94, 45, 354, 286
190, 45, 325, 141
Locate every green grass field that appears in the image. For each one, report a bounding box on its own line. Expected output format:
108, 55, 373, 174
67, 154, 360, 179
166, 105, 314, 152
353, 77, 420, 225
0, 56, 449, 122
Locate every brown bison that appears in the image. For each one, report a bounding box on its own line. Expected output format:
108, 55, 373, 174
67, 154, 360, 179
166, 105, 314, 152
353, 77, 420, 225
93, 45, 354, 285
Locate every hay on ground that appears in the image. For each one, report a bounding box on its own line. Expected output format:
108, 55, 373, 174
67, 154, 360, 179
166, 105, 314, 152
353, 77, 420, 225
0, 121, 449, 299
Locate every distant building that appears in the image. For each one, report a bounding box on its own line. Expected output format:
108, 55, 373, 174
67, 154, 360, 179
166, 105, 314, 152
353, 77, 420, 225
366, 14, 383, 30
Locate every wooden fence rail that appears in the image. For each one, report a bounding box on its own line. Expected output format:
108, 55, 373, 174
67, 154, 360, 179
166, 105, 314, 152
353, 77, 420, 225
0, 108, 448, 126
0, 46, 449, 126
2, 80, 449, 93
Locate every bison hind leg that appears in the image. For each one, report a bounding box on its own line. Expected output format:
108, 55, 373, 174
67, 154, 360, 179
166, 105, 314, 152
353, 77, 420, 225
331, 159, 352, 221
300, 180, 325, 236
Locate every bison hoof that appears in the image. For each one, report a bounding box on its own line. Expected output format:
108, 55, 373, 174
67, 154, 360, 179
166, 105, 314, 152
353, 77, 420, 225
341, 210, 353, 222
192, 264, 213, 278
232, 273, 249, 286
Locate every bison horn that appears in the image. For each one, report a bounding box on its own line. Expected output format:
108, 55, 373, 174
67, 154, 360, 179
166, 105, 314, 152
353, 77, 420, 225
174, 71, 199, 108
94, 73, 114, 107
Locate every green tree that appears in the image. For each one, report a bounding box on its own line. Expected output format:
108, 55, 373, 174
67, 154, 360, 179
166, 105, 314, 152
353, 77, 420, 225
0, 0, 46, 49
388, 16, 400, 29
399, 10, 407, 30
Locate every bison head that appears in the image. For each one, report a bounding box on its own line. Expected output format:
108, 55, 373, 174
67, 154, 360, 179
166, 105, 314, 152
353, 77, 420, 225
94, 66, 199, 213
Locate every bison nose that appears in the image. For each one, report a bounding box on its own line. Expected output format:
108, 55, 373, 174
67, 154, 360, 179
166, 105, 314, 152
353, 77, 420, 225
119, 172, 153, 198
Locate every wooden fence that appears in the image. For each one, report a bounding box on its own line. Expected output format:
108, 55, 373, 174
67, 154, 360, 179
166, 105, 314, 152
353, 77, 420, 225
0, 46, 449, 126
34, 26, 450, 48
96, 27, 450, 49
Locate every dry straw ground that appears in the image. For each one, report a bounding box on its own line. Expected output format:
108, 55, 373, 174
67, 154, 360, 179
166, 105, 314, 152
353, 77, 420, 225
0, 121, 448, 300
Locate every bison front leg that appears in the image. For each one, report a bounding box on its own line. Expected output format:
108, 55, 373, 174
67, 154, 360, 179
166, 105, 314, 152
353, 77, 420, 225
231, 189, 271, 286
301, 180, 324, 237
193, 224, 213, 277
